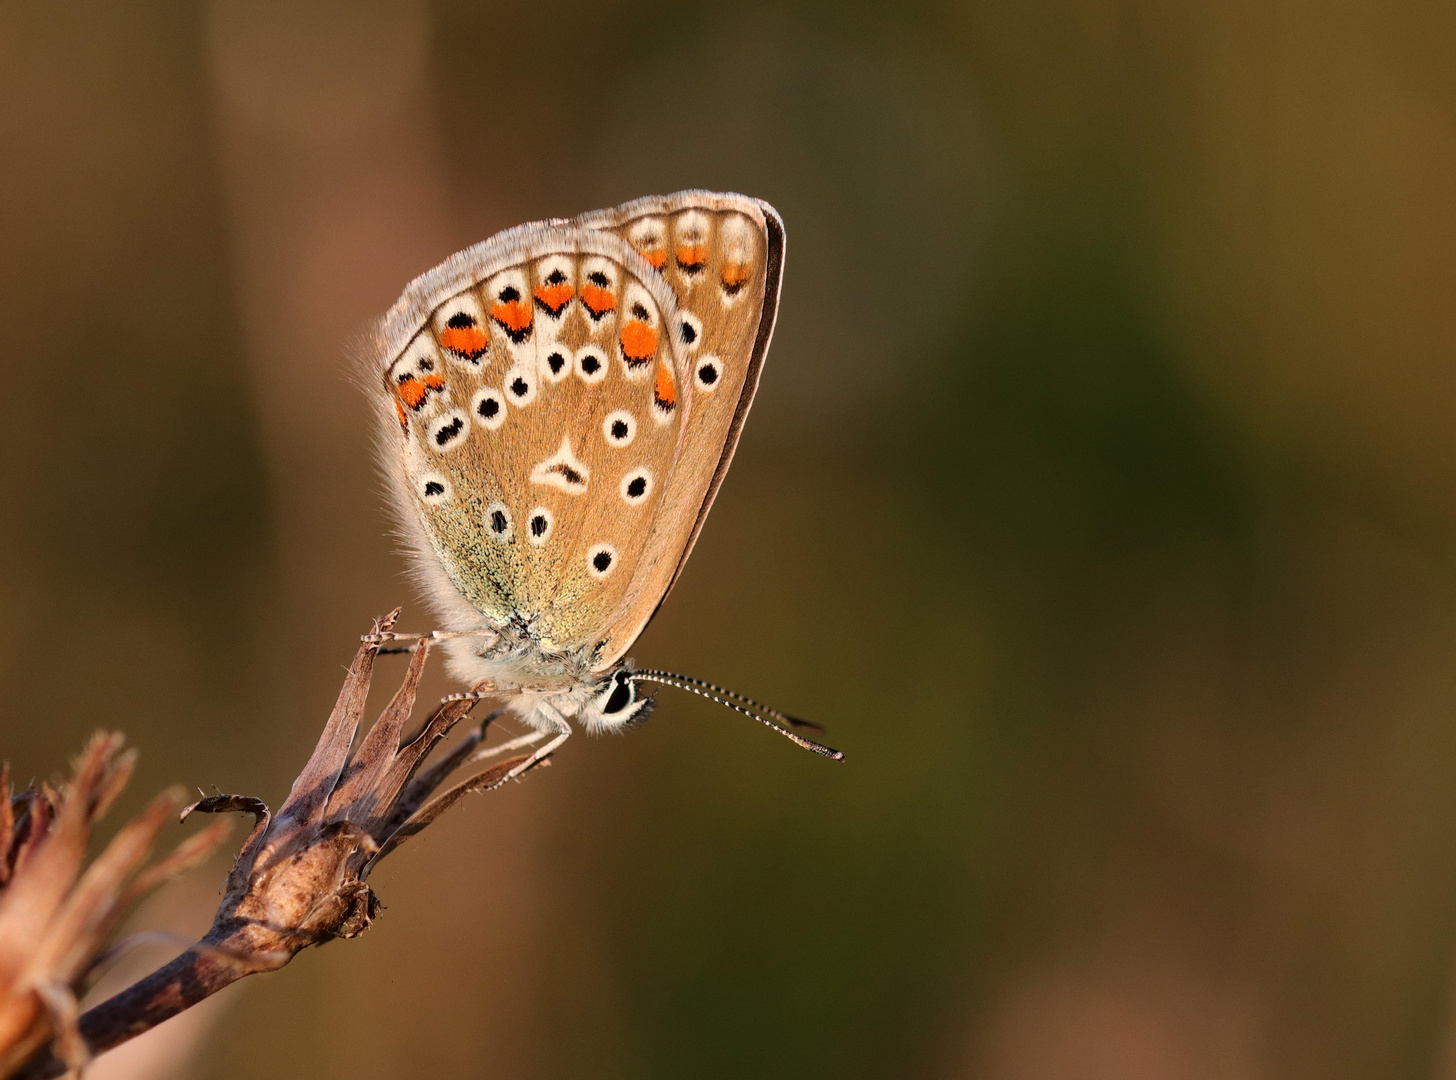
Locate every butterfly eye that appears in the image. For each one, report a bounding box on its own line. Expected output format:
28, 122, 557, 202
485, 501, 512, 541
602, 410, 637, 447
527, 507, 554, 546
602, 670, 634, 714
587, 544, 618, 579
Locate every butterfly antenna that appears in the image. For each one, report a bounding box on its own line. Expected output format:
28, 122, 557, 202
633, 670, 826, 733
631, 673, 844, 762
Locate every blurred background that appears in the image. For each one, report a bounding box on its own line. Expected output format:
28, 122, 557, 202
3, 1, 1456, 1077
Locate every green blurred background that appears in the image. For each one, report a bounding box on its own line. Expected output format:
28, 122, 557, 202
5, 1, 1456, 1076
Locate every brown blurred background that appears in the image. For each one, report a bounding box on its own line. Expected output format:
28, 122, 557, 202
4, 1, 1456, 1077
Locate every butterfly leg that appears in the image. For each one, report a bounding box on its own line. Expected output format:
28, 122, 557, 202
467, 728, 549, 764
499, 702, 571, 781
365, 628, 501, 655
441, 689, 493, 704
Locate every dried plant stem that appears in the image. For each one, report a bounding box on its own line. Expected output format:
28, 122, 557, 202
63, 929, 264, 1060
15, 612, 536, 1079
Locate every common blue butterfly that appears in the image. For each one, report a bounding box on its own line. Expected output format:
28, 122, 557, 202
363, 191, 841, 776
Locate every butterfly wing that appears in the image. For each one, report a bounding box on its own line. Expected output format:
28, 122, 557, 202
365, 191, 782, 672
367, 224, 691, 654
574, 192, 784, 668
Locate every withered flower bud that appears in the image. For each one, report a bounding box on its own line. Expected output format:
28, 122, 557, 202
0, 736, 228, 1078
16, 611, 532, 1079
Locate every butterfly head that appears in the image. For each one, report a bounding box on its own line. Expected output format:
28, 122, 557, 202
579, 666, 656, 731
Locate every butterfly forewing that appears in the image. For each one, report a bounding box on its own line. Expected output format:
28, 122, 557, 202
574, 192, 784, 667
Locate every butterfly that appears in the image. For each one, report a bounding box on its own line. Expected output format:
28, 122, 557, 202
361, 191, 842, 776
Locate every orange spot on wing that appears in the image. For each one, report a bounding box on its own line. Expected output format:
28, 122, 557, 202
439, 325, 489, 358
533, 283, 573, 315
676, 244, 707, 269
654, 362, 677, 409
620, 320, 659, 363
642, 247, 667, 269
490, 300, 532, 334
721, 261, 751, 289
394, 399, 409, 429
580, 284, 616, 316
396, 375, 429, 410
422, 373, 446, 392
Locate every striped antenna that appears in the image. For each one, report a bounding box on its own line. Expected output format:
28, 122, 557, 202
633, 670, 826, 733
630, 672, 844, 761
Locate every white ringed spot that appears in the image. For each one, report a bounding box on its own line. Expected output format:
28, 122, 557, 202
694, 354, 723, 393
678, 311, 703, 352
527, 507, 554, 546
575, 344, 608, 384
620, 467, 652, 505
541, 343, 572, 383
427, 410, 470, 452
418, 472, 451, 504
504, 367, 537, 406
471, 387, 506, 430
603, 410, 637, 447
587, 543, 619, 579
485, 501, 512, 541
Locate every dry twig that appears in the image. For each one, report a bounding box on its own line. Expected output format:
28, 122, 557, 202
14, 610, 534, 1078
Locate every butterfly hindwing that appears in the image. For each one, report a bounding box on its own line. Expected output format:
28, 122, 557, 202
375, 229, 689, 653
575, 192, 784, 667
368, 191, 781, 670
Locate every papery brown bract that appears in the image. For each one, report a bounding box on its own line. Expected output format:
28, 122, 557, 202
0, 735, 228, 1078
